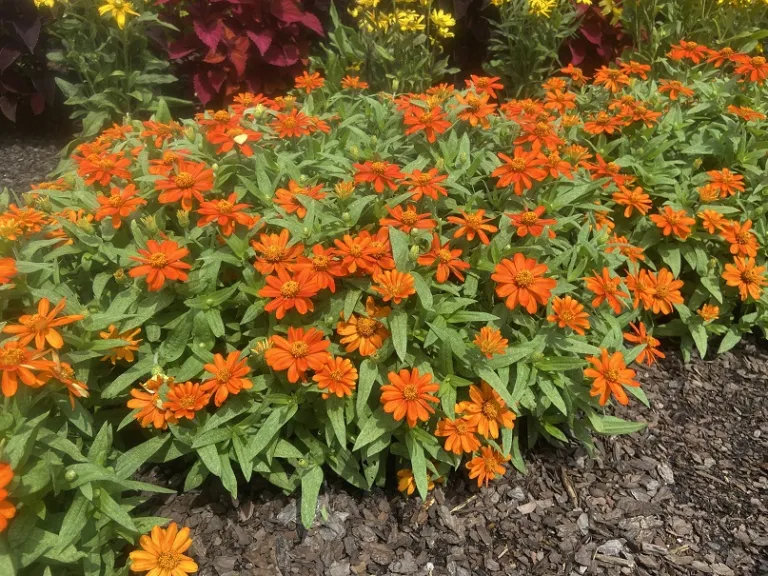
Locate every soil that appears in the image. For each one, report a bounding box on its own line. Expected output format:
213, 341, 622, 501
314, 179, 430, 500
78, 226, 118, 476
0, 136, 62, 194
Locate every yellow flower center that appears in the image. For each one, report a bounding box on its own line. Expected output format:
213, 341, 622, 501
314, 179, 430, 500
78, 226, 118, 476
605, 368, 620, 383
179, 395, 197, 408
356, 317, 378, 337
400, 210, 419, 225
419, 112, 435, 124
214, 111, 230, 123
290, 341, 310, 358
466, 95, 480, 109
752, 56, 766, 66
280, 280, 300, 298
734, 231, 750, 245
369, 241, 385, 257
263, 246, 284, 262
534, 122, 549, 136
465, 213, 482, 226
348, 244, 363, 257
0, 348, 24, 367
415, 173, 433, 185
108, 195, 123, 207
174, 172, 195, 189
482, 400, 499, 419
162, 152, 179, 165
655, 284, 669, 299
520, 211, 539, 225
509, 158, 527, 172
371, 161, 387, 175
514, 270, 534, 287
403, 384, 419, 400
606, 69, 622, 79
329, 370, 343, 382
216, 369, 231, 384
476, 78, 490, 87
149, 253, 168, 268
559, 309, 575, 322
312, 255, 329, 270
438, 249, 453, 263
216, 200, 233, 213
157, 552, 182, 571
20, 314, 47, 330
483, 454, 499, 473
282, 117, 297, 129
97, 159, 115, 170
741, 269, 759, 285
455, 420, 468, 434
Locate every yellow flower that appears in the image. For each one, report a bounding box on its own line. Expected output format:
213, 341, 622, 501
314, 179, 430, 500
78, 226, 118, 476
396, 10, 426, 32
576, 0, 592, 4
34, 0, 58, 8
355, 0, 380, 7
528, 0, 557, 17
98, 0, 140, 30
436, 26, 455, 39
430, 9, 456, 28
129, 522, 198, 576
490, 0, 510, 5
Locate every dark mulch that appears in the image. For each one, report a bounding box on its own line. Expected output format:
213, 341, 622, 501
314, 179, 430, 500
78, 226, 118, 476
0, 136, 62, 194
147, 346, 768, 576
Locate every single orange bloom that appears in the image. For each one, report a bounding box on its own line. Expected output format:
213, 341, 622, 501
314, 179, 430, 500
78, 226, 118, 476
706, 168, 745, 197
720, 220, 759, 257
417, 234, 470, 283
697, 304, 720, 322
545, 151, 573, 179
129, 239, 192, 291
455, 91, 497, 128
584, 349, 640, 406
265, 327, 331, 383
273, 95, 297, 111
380, 204, 437, 233
625, 268, 654, 310
313, 356, 358, 399
457, 381, 516, 439
542, 77, 567, 91
734, 55, 768, 85
667, 40, 709, 63
585, 268, 628, 314
697, 183, 720, 203
698, 209, 728, 233
99, 325, 142, 364
514, 119, 564, 150
507, 206, 556, 238
334, 233, 376, 275
623, 322, 664, 367
251, 229, 304, 275
583, 111, 623, 135
2, 297, 83, 350
543, 89, 577, 115
197, 192, 254, 237
466, 75, 503, 99
259, 267, 320, 320
337, 296, 391, 357
404, 168, 448, 201
492, 145, 548, 195
427, 82, 456, 101
587, 154, 632, 188
156, 160, 214, 211
205, 126, 262, 157
397, 468, 436, 496
0, 463, 16, 533
42, 352, 89, 408
612, 186, 652, 217
341, 75, 369, 90
273, 180, 326, 218
722, 257, 766, 301
563, 144, 592, 167
619, 60, 651, 79
446, 210, 498, 244
128, 522, 198, 576
76, 152, 132, 186
658, 80, 694, 100
293, 244, 346, 293
95, 183, 147, 229
492, 253, 557, 314
0, 341, 51, 397
707, 46, 739, 67
474, 327, 508, 359
645, 268, 684, 314
625, 103, 662, 127
357, 228, 395, 276
165, 381, 210, 420
403, 106, 451, 143
593, 66, 631, 93
435, 417, 481, 455
371, 270, 416, 304
560, 64, 588, 85
605, 235, 645, 263
127, 376, 177, 430
148, 149, 187, 176
140, 120, 183, 148
195, 109, 243, 129
650, 206, 695, 239
201, 350, 253, 407
466, 447, 509, 488
295, 71, 325, 93
727, 105, 766, 122
353, 160, 404, 193
380, 368, 440, 427
271, 108, 313, 138
547, 295, 590, 335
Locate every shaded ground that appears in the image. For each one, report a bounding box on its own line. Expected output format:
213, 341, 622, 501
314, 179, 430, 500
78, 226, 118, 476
0, 136, 61, 193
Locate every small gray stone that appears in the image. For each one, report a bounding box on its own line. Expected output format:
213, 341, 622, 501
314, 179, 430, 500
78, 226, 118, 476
657, 463, 675, 484
710, 563, 735, 576
213, 556, 237, 576
597, 539, 625, 557
389, 551, 419, 574
329, 561, 351, 576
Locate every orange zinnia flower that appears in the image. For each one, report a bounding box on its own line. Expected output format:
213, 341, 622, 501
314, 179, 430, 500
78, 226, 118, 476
129, 239, 192, 291
720, 220, 759, 257
697, 304, 720, 322
698, 209, 728, 233
201, 350, 253, 407
334, 233, 376, 275
2, 297, 83, 350
358, 228, 395, 276
667, 40, 709, 63
474, 327, 508, 358
435, 417, 481, 455
457, 381, 516, 439
271, 108, 313, 138
585, 268, 628, 314
156, 161, 214, 211
404, 168, 448, 201
295, 71, 325, 93
583, 111, 623, 135
353, 160, 404, 193
99, 324, 142, 364
197, 193, 254, 237
507, 206, 556, 237
722, 257, 766, 301
645, 268, 684, 314
493, 145, 548, 195
264, 327, 331, 383
734, 55, 768, 85
76, 152, 132, 186
492, 253, 556, 314
43, 352, 89, 408
251, 229, 304, 275
313, 356, 358, 399
206, 126, 262, 157
148, 149, 187, 176
371, 270, 416, 304
380, 368, 440, 427
626, 103, 662, 127
380, 204, 437, 233
337, 296, 391, 357
127, 376, 177, 430
465, 75, 503, 99
259, 268, 320, 320
0, 341, 51, 397
128, 522, 198, 576
612, 186, 652, 217
545, 151, 573, 179
231, 92, 273, 114
273, 180, 327, 218
619, 60, 651, 79
0, 463, 16, 533
140, 120, 182, 147
623, 322, 664, 367
95, 183, 147, 229
515, 119, 564, 151
455, 91, 497, 128
466, 447, 509, 487
417, 235, 470, 283
649, 206, 695, 239
697, 184, 720, 203
547, 295, 590, 335
165, 381, 210, 420
560, 64, 588, 85
658, 80, 694, 100
605, 235, 645, 263
293, 244, 346, 293
397, 468, 436, 496
341, 75, 369, 90
584, 349, 640, 406
707, 46, 739, 68
706, 168, 745, 197
727, 105, 766, 122
446, 210, 498, 244
543, 89, 577, 114
403, 106, 451, 143
593, 66, 631, 93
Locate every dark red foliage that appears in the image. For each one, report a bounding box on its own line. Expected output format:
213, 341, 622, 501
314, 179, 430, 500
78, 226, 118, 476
561, 5, 632, 75
0, 0, 55, 122
157, 0, 325, 106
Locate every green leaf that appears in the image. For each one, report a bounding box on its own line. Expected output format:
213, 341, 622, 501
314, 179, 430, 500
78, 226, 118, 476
327, 399, 347, 448
701, 277, 723, 304
300, 466, 324, 528
718, 328, 741, 353
0, 537, 18, 576
56, 492, 90, 551
115, 435, 170, 479
407, 432, 428, 499
543, 422, 568, 443
353, 408, 399, 451
205, 309, 226, 338
197, 444, 221, 477
247, 403, 298, 459
101, 355, 154, 399
389, 308, 408, 362
343, 289, 361, 321
690, 323, 708, 359
410, 270, 433, 311
538, 379, 567, 415
446, 311, 499, 323
475, 365, 514, 409
659, 245, 681, 278
388, 227, 411, 270
588, 412, 647, 435
626, 385, 650, 408
97, 490, 137, 533
160, 311, 193, 362
183, 459, 208, 491
220, 454, 238, 498
356, 359, 378, 414
5, 412, 47, 469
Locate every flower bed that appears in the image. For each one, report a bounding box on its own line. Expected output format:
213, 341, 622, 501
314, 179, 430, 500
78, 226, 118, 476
0, 41, 767, 574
